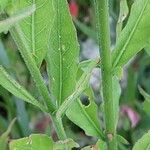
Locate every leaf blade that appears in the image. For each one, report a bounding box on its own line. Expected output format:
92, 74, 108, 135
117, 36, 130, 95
46, 0, 79, 106
112, 0, 150, 68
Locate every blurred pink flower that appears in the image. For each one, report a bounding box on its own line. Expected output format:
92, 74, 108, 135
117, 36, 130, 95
69, 0, 79, 18
121, 105, 140, 128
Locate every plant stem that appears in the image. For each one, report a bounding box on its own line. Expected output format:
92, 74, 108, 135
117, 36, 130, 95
93, 0, 117, 149
51, 115, 67, 140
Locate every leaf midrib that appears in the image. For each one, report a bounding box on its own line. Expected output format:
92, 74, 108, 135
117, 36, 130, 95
113, 0, 149, 68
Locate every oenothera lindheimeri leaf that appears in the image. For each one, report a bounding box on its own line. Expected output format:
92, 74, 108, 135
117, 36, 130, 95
66, 99, 104, 138
0, 5, 35, 33
139, 86, 150, 115
0, 118, 16, 150
133, 130, 150, 150
0, 66, 47, 112
8, 0, 55, 66
112, 0, 150, 68
46, 0, 79, 106
9, 134, 53, 150
9, 134, 79, 150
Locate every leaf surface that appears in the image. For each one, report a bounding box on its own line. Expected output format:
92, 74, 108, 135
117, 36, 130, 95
8, 0, 55, 66
112, 0, 150, 68
133, 130, 150, 150
9, 134, 53, 150
46, 0, 79, 106
66, 99, 103, 138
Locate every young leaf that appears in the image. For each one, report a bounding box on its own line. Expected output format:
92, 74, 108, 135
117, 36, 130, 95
0, 118, 16, 150
112, 0, 150, 68
46, 0, 79, 106
8, 0, 55, 66
0, 5, 35, 33
133, 130, 150, 150
0, 66, 47, 112
66, 99, 104, 138
9, 134, 53, 150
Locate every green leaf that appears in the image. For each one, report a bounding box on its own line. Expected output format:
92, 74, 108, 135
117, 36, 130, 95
9, 134, 79, 150
0, 5, 35, 33
133, 130, 150, 150
139, 86, 150, 115
9, 134, 53, 150
0, 66, 47, 112
66, 99, 104, 138
116, 0, 129, 40
54, 138, 79, 149
0, 118, 16, 150
112, 0, 150, 68
8, 0, 55, 66
46, 0, 79, 106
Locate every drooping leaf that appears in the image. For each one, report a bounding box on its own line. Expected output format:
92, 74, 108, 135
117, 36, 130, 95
112, 0, 150, 68
46, 0, 79, 106
54, 138, 79, 149
0, 66, 47, 112
8, 0, 55, 66
66, 99, 103, 138
139, 86, 150, 115
0, 5, 35, 33
0, 118, 16, 150
133, 130, 150, 150
9, 134, 53, 150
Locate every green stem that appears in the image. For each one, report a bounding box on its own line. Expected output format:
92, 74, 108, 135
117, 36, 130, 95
93, 0, 117, 149
51, 115, 67, 140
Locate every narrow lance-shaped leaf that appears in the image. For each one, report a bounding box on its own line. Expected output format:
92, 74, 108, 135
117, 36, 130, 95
7, 0, 55, 66
133, 130, 150, 150
46, 0, 79, 106
0, 5, 35, 33
112, 0, 150, 68
0, 66, 47, 112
